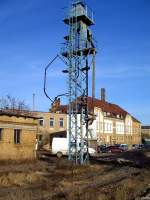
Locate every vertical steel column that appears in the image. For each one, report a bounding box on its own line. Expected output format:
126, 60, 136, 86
62, 0, 96, 164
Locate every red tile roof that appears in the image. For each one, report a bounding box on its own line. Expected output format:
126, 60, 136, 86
0, 109, 38, 119
57, 97, 127, 115
55, 105, 68, 114
87, 97, 127, 116
56, 97, 140, 122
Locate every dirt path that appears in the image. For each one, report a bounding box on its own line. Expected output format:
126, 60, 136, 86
0, 151, 149, 200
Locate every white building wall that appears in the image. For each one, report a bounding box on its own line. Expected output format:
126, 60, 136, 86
116, 121, 124, 135
66, 111, 135, 144
67, 114, 97, 141
100, 112, 104, 133
103, 119, 113, 134
94, 107, 104, 138
125, 115, 133, 134
66, 107, 104, 141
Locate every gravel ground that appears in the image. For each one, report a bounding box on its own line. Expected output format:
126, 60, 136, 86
0, 150, 149, 200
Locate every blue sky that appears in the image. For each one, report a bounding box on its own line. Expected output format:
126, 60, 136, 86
0, 0, 150, 124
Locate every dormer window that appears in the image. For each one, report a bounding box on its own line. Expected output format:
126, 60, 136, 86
104, 112, 107, 116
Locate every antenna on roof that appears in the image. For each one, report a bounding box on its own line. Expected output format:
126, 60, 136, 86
32, 93, 35, 111
101, 88, 106, 101
72, 0, 86, 5
73, 0, 85, 3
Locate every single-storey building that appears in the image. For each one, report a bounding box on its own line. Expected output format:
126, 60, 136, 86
0, 110, 38, 160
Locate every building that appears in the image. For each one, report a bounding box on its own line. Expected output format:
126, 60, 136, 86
50, 91, 141, 147
0, 109, 38, 160
90, 98, 141, 146
141, 126, 150, 139
5, 92, 139, 151
33, 100, 67, 147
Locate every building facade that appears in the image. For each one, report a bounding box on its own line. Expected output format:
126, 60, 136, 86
33, 111, 67, 147
141, 126, 150, 139
0, 110, 38, 160
94, 107, 141, 146
17, 95, 141, 150
89, 97, 141, 147
44, 96, 141, 148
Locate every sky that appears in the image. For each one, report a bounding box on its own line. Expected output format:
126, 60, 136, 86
0, 0, 150, 124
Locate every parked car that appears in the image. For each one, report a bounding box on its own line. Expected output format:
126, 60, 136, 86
100, 146, 124, 153
105, 146, 124, 153
51, 138, 97, 157
115, 144, 128, 151
141, 144, 150, 150
132, 144, 143, 150
132, 144, 150, 150
97, 145, 107, 153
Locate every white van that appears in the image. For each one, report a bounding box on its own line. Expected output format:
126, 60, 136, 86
51, 137, 96, 158
52, 138, 68, 157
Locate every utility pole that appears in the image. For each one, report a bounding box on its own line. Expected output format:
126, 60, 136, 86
62, 0, 96, 164
33, 93, 35, 111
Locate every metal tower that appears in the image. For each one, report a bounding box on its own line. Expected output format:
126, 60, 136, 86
62, 0, 96, 164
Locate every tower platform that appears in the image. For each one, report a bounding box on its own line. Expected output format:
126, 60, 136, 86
62, 47, 96, 57
63, 15, 94, 26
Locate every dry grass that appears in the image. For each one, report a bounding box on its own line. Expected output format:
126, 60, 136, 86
0, 152, 149, 200
0, 172, 45, 187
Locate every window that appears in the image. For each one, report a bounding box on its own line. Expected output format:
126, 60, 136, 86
110, 123, 112, 131
14, 129, 21, 144
104, 123, 106, 131
107, 123, 108, 131
122, 125, 124, 132
59, 118, 64, 128
38, 135, 43, 141
39, 118, 44, 126
117, 124, 119, 132
50, 118, 54, 127
120, 124, 122, 132
100, 122, 103, 131
0, 128, 3, 141
96, 121, 99, 131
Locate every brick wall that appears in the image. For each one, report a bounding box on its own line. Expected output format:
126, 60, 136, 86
0, 115, 38, 160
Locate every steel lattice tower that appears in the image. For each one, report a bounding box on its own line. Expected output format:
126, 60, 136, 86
62, 0, 96, 164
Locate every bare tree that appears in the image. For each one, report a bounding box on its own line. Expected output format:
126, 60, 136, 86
0, 95, 29, 110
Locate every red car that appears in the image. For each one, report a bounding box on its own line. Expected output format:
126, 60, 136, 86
106, 146, 124, 153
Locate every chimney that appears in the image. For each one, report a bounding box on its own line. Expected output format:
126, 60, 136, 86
101, 88, 106, 101
50, 98, 60, 113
